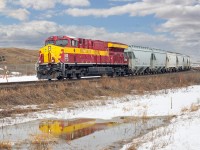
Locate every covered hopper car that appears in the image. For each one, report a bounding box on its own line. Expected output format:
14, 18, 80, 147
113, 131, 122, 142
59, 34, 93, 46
124, 46, 190, 74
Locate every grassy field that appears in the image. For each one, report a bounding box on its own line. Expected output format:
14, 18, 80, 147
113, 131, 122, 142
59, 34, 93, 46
0, 71, 200, 110
0, 48, 38, 75
0, 48, 38, 64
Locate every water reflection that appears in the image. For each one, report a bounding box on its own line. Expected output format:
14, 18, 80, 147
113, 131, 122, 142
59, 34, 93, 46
0, 116, 172, 150
39, 116, 171, 143
39, 118, 119, 141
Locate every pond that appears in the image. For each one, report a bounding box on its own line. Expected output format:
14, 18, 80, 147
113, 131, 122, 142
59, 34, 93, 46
0, 116, 171, 150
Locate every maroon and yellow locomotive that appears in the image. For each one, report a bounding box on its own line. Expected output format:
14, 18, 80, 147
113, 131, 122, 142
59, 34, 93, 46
37, 35, 128, 79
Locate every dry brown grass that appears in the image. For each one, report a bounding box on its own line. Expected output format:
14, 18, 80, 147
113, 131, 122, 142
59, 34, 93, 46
0, 48, 38, 75
0, 141, 12, 150
189, 103, 199, 112
29, 133, 57, 150
0, 71, 200, 111
181, 107, 189, 113
0, 48, 38, 64
0, 108, 39, 118
181, 103, 200, 113
141, 109, 148, 121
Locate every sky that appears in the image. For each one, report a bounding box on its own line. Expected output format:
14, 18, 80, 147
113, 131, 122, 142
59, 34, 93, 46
0, 0, 200, 61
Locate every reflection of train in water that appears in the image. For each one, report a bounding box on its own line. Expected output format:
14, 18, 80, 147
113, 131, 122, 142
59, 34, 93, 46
39, 119, 118, 141
36, 35, 191, 80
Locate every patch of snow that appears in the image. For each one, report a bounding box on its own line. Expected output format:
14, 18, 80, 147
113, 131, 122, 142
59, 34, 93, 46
10, 72, 22, 76
12, 105, 38, 110
122, 109, 200, 150
0, 75, 38, 83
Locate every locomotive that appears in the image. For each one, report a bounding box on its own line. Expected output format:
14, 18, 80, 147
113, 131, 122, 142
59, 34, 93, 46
37, 35, 128, 79
36, 35, 190, 80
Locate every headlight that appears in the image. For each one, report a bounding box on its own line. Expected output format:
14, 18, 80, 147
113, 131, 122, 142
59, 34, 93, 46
48, 46, 51, 51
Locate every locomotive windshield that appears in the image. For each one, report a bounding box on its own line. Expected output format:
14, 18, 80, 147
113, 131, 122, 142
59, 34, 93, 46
45, 39, 69, 47
56, 39, 68, 46
45, 40, 55, 45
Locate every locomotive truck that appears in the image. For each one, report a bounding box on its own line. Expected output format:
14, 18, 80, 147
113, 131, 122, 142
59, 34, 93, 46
36, 35, 190, 80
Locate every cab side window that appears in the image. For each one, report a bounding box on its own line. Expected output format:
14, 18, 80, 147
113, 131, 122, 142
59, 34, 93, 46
71, 40, 78, 47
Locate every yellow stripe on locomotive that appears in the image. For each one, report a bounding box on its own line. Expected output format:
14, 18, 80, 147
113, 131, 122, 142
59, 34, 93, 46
40, 44, 113, 64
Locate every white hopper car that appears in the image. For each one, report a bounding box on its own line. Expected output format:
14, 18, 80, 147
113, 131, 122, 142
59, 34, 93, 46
125, 45, 190, 74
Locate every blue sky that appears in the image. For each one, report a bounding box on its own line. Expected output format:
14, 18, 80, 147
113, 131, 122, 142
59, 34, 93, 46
0, 0, 200, 61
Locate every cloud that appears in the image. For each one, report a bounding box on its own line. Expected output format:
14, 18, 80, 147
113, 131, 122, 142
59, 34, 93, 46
0, 0, 90, 20
0, 0, 30, 21
65, 1, 200, 17
0, 20, 199, 60
18, 0, 57, 10
0, 20, 173, 50
6, 8, 30, 21
61, 0, 90, 7
109, 0, 138, 2
65, 4, 131, 17
36, 10, 59, 20
16, 0, 90, 10
0, 0, 6, 10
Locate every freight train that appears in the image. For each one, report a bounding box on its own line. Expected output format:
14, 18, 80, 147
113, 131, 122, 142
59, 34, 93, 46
36, 35, 190, 80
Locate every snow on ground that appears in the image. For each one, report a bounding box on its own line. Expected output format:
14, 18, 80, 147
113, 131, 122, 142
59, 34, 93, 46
0, 75, 100, 83
121, 108, 200, 150
0, 75, 200, 149
0, 75, 38, 83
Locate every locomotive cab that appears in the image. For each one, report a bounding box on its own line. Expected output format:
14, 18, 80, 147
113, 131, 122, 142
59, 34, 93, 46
39, 36, 79, 64
45, 36, 78, 47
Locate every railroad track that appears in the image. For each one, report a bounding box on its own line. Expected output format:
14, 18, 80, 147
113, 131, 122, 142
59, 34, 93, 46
0, 70, 198, 89
0, 77, 101, 89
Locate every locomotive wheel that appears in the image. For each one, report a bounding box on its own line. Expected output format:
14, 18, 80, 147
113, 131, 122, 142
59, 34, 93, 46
76, 74, 81, 79
111, 72, 117, 78
57, 76, 64, 80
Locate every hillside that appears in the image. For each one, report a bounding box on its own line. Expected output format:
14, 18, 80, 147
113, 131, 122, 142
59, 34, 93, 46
0, 48, 38, 64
